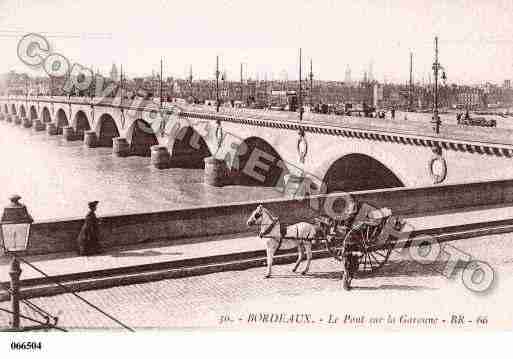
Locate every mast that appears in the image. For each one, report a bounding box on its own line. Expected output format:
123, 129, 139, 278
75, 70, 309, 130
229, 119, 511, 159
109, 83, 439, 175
299, 48, 303, 121
160, 58, 163, 107
309, 58, 313, 107
433, 36, 440, 134
409, 52, 413, 111
240, 62, 243, 104
120, 64, 123, 105
216, 56, 220, 112
189, 64, 193, 100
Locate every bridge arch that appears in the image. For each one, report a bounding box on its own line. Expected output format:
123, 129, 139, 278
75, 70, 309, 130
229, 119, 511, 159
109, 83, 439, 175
126, 119, 159, 156
95, 113, 119, 147
20, 105, 26, 118
56, 108, 69, 134
11, 104, 16, 115
30, 105, 38, 120
322, 153, 404, 193
41, 107, 51, 123
233, 136, 288, 187
168, 125, 212, 167
73, 110, 90, 140
3, 104, 7, 114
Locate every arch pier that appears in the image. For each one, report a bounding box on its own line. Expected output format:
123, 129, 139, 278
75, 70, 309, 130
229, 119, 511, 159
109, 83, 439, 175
31, 105, 45, 131
20, 105, 32, 128
46, 123, 58, 135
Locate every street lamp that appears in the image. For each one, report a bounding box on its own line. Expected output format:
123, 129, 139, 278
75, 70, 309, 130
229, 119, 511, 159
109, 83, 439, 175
1, 194, 33, 330
432, 36, 447, 134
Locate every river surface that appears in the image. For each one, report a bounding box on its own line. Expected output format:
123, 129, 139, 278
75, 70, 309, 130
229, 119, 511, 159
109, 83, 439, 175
0, 121, 282, 221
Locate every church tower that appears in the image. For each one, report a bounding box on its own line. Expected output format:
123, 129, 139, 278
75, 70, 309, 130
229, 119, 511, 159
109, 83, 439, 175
110, 63, 119, 82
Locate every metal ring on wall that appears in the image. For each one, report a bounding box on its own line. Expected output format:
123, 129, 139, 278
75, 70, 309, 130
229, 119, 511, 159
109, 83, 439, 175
297, 131, 308, 163
428, 154, 447, 184
215, 124, 223, 148
91, 104, 95, 126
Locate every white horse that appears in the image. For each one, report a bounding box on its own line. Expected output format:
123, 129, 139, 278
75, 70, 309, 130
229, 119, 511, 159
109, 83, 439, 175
246, 205, 318, 278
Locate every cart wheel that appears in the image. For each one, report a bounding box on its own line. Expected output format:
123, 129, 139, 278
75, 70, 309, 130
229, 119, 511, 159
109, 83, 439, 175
342, 270, 351, 291
325, 233, 346, 262
344, 224, 393, 275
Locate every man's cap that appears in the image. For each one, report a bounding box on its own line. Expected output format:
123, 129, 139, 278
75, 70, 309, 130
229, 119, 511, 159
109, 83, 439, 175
88, 201, 99, 207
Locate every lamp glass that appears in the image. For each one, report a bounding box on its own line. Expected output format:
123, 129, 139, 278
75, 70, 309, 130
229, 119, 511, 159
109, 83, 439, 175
1, 223, 30, 253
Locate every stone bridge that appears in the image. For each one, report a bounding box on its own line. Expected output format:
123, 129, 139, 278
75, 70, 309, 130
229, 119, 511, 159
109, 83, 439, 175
1, 95, 513, 195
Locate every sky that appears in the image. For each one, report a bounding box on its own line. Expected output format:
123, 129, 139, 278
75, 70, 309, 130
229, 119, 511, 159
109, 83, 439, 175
1, 0, 513, 84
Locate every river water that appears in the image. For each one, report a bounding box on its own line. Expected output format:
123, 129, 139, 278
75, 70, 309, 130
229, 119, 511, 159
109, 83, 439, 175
0, 121, 282, 221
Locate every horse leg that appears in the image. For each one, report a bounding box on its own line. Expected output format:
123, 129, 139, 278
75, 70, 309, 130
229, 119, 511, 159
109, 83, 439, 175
292, 242, 304, 272
301, 242, 313, 275
265, 245, 274, 279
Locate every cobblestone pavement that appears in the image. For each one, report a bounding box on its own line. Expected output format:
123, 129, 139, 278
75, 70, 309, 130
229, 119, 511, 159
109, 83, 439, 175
1, 232, 513, 330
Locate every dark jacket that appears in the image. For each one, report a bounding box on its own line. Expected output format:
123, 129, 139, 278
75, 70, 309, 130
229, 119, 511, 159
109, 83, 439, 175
76, 210, 101, 255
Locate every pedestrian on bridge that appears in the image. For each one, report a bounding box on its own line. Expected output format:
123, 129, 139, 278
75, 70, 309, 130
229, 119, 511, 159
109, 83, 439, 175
76, 201, 102, 256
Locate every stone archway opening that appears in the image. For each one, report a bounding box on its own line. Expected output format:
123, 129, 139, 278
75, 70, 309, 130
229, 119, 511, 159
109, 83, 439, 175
42, 107, 51, 123
4, 105, 7, 114
234, 137, 288, 187
11, 104, 17, 115
170, 126, 211, 168
30, 106, 38, 120
56, 109, 69, 134
20, 105, 27, 119
96, 114, 120, 147
323, 153, 404, 193
126, 119, 159, 157
73, 111, 90, 140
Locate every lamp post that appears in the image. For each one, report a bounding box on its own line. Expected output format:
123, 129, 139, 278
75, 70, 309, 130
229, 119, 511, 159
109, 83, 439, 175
216, 56, 220, 112
432, 36, 446, 134
0, 195, 33, 330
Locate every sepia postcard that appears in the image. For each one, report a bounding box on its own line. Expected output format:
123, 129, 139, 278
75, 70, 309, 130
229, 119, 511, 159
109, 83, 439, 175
0, 0, 513, 355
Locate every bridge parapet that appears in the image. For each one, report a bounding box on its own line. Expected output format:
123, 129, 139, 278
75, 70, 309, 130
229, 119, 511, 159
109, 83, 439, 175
16, 178, 513, 256
179, 108, 513, 158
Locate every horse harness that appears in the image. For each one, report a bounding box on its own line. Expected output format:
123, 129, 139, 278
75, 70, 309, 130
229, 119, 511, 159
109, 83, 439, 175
258, 207, 311, 253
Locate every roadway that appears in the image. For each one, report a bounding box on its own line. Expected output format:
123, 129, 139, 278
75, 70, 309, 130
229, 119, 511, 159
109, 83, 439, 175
182, 103, 513, 147
1, 227, 513, 330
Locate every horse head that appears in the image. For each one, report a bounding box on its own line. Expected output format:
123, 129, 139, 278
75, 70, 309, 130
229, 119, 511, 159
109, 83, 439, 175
247, 204, 264, 227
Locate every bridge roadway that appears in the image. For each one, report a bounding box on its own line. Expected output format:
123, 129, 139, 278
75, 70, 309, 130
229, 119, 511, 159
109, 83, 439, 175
1, 203, 513, 329
1, 230, 512, 329
183, 102, 513, 146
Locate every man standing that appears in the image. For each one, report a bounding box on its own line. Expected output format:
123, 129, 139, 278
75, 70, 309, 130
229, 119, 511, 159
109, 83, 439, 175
76, 201, 101, 256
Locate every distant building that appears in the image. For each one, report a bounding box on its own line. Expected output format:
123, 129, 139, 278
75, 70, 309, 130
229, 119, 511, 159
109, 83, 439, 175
110, 63, 119, 82
456, 90, 482, 109
344, 65, 352, 84
373, 84, 383, 108
368, 61, 374, 82
504, 79, 511, 89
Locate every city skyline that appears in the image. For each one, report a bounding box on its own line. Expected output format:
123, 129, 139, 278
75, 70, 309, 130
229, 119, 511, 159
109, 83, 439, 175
0, 0, 513, 85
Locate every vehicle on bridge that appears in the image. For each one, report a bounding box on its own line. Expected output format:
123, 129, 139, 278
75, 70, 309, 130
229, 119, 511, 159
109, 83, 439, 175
457, 112, 497, 127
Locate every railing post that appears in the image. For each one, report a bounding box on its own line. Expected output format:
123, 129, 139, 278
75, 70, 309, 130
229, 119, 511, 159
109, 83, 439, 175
9, 256, 21, 330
